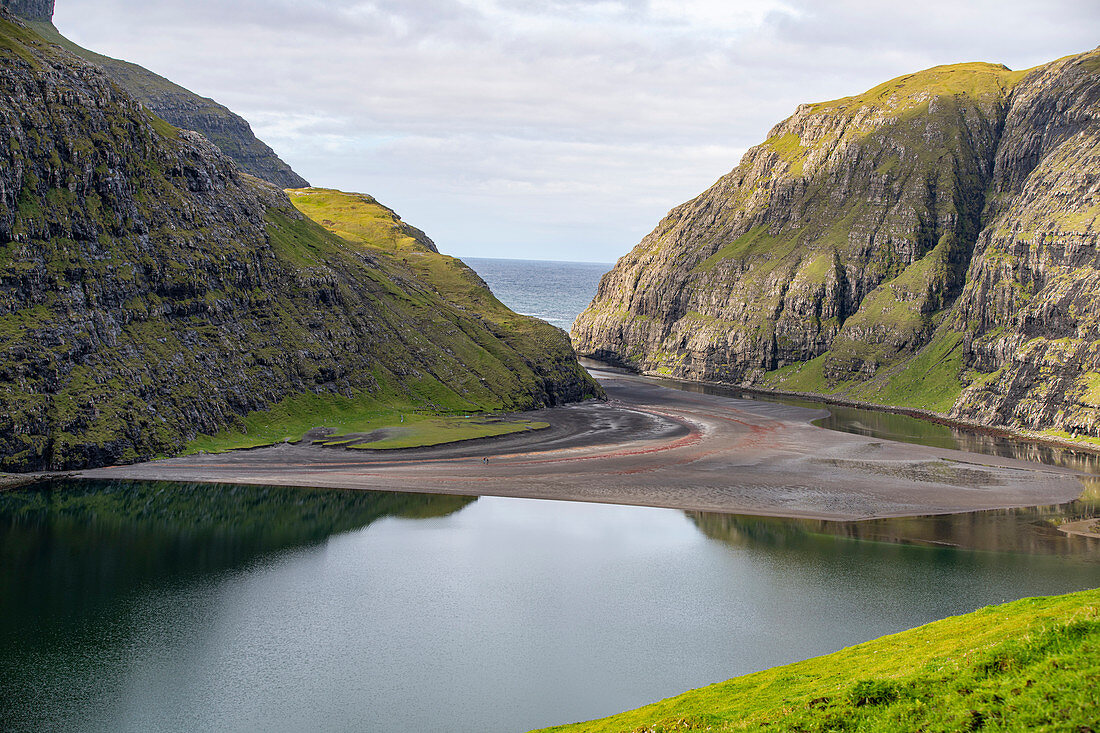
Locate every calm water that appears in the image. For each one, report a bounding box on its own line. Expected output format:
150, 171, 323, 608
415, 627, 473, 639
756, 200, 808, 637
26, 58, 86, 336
4, 259, 1099, 732
1, 480, 1098, 733
465, 257, 610, 331
642, 370, 1100, 475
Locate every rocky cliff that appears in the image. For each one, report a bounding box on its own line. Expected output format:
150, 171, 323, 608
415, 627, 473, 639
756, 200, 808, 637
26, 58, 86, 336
0, 0, 51, 22
573, 49, 1100, 441
0, 14, 599, 471
12, 1, 308, 189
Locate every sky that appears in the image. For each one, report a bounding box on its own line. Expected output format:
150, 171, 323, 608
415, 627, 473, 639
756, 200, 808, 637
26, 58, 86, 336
53, 0, 1100, 263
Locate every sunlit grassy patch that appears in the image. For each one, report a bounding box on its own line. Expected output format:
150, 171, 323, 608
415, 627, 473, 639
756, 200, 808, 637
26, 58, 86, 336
184, 387, 551, 455
183, 380, 484, 454
343, 417, 549, 450
534, 588, 1100, 733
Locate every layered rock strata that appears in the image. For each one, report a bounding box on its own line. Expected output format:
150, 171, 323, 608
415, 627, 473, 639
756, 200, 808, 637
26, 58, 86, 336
573, 49, 1100, 438
11, 0, 308, 188
0, 14, 599, 470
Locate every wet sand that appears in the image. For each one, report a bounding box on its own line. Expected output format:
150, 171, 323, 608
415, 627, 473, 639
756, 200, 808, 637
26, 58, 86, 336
80, 369, 1089, 520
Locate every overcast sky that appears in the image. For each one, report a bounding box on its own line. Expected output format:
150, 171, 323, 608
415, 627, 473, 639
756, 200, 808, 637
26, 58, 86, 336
54, 0, 1099, 263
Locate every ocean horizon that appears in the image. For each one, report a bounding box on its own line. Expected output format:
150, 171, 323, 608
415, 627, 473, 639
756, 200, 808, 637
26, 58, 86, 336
464, 256, 612, 331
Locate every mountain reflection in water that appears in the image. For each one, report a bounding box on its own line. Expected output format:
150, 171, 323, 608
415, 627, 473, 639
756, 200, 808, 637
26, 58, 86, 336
0, 480, 473, 626
2, 479, 1098, 733
690, 498, 1100, 558
653, 373, 1100, 474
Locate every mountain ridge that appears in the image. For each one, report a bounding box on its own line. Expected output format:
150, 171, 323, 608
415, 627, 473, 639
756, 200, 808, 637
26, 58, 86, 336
572, 49, 1100, 442
0, 12, 599, 471
1, 0, 308, 188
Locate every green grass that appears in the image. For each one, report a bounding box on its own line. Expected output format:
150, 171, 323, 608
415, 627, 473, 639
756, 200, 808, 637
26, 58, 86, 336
184, 380, 483, 454
286, 187, 435, 256
766, 354, 847, 394
811, 62, 1027, 116
534, 588, 1100, 733
343, 417, 549, 450
187, 395, 548, 454
854, 330, 966, 413
181, 189, 599, 457
766, 132, 810, 176
264, 209, 332, 267
1040, 429, 1100, 449
1077, 372, 1100, 408
766, 330, 966, 414
695, 226, 783, 272
0, 24, 597, 471
286, 187, 525, 324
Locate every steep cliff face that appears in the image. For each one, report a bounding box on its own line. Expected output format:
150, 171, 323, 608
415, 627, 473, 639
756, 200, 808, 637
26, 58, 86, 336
0, 0, 51, 22
17, 6, 308, 189
574, 49, 1100, 439
949, 52, 1100, 434
0, 15, 599, 471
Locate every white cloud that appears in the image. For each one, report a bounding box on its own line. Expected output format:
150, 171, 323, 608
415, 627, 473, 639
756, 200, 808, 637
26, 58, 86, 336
52, 0, 1100, 262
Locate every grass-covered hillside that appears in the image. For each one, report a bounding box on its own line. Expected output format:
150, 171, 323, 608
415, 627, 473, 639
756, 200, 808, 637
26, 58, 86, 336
573, 48, 1100, 441
189, 187, 587, 454
0, 14, 599, 470
535, 588, 1100, 732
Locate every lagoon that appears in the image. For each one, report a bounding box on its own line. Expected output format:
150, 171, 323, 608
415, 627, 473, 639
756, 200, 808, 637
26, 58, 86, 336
2, 479, 1098, 733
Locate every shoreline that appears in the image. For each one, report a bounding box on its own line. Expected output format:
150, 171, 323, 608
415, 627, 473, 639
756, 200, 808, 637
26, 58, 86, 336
71, 370, 1092, 522
610, 362, 1100, 460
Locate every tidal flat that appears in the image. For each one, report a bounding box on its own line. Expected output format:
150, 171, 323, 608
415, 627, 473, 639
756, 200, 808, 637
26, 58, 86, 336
83, 369, 1094, 521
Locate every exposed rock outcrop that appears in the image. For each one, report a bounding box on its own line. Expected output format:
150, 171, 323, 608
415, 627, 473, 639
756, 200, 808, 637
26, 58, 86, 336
573, 49, 1100, 440
0, 0, 51, 22
14, 2, 308, 188
0, 14, 599, 471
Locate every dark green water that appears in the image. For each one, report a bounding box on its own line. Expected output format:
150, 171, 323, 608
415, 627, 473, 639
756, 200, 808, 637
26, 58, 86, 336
1, 479, 1098, 733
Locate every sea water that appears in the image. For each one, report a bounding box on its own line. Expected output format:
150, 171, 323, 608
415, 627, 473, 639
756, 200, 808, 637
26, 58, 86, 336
463, 257, 611, 331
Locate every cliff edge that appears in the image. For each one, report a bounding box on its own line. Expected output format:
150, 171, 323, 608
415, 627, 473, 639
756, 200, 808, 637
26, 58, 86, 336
573, 49, 1100, 441
3, 0, 309, 188
0, 14, 599, 470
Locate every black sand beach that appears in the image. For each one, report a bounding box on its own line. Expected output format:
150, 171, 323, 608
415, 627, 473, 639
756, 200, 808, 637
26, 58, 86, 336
81, 370, 1088, 520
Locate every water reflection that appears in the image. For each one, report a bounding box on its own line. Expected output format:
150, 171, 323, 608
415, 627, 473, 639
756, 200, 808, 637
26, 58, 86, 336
0, 480, 473, 634
816, 405, 1100, 474
0, 480, 477, 733
1, 482, 1098, 733
690, 501, 1100, 558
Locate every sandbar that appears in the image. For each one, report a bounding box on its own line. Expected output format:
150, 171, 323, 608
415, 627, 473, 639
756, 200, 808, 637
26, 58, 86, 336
80, 369, 1089, 520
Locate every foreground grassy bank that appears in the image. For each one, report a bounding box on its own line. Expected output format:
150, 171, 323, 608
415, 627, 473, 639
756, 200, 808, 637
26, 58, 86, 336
535, 588, 1100, 732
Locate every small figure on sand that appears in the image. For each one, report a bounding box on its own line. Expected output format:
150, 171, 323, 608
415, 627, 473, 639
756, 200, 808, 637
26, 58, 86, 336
483, 456, 490, 463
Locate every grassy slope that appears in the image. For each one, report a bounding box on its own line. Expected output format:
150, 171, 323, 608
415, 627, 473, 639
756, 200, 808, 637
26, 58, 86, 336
342, 417, 549, 450
810, 62, 1027, 114
764, 329, 969, 414
286, 187, 534, 327
0, 21, 596, 469
286, 188, 587, 386
748, 64, 1027, 413
763, 58, 1092, 419
535, 588, 1100, 733
185, 188, 592, 454
577, 60, 1041, 417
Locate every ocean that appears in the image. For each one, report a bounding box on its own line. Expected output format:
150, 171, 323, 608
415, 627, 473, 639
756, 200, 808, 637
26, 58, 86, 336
464, 257, 612, 332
